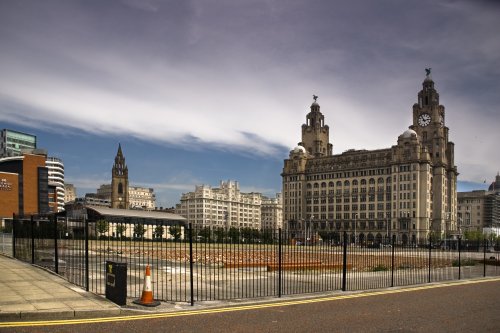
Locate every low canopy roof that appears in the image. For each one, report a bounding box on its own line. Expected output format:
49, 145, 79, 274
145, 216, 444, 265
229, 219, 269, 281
85, 206, 186, 226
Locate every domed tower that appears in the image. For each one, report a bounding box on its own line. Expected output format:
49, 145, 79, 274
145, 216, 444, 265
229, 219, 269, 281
410, 68, 451, 166
299, 95, 333, 158
410, 69, 458, 237
111, 143, 129, 209
488, 172, 500, 192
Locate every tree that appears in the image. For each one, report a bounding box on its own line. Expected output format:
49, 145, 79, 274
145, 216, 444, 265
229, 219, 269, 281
228, 227, 240, 243
96, 219, 109, 239
169, 225, 182, 241
57, 221, 68, 239
428, 231, 441, 244
463, 230, 483, 241
133, 223, 146, 239
261, 229, 274, 244
240, 228, 260, 243
154, 225, 164, 239
214, 228, 225, 243
197, 227, 211, 242
116, 224, 127, 240
318, 231, 333, 241
241, 228, 253, 243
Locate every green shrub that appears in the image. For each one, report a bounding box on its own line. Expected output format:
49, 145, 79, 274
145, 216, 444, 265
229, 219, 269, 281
452, 258, 476, 267
371, 264, 389, 272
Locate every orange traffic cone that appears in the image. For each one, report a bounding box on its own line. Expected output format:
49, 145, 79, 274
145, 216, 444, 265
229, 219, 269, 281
133, 265, 160, 307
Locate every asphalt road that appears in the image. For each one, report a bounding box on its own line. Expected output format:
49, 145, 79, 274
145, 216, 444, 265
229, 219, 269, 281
2, 279, 499, 333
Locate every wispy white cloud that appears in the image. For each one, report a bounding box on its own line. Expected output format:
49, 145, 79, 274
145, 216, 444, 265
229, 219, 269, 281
1, 0, 499, 190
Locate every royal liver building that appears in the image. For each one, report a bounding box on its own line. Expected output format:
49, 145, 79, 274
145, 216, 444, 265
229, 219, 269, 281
282, 71, 458, 244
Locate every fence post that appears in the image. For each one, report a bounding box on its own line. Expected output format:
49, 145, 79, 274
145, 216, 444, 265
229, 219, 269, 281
483, 238, 486, 277
31, 215, 35, 264
12, 213, 16, 258
85, 215, 89, 292
458, 236, 461, 280
278, 228, 282, 298
54, 215, 59, 274
391, 236, 395, 287
428, 235, 432, 283
342, 231, 347, 291
189, 223, 194, 306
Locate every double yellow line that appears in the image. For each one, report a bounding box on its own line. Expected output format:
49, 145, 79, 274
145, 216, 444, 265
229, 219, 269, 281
2, 278, 499, 328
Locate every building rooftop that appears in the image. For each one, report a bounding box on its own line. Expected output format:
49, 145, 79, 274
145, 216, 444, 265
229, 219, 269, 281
85, 206, 186, 225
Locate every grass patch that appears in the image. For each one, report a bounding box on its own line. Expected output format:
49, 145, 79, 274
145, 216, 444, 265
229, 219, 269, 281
452, 258, 476, 267
371, 264, 389, 272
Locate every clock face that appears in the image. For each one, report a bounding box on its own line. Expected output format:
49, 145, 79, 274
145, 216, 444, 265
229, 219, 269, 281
418, 113, 431, 127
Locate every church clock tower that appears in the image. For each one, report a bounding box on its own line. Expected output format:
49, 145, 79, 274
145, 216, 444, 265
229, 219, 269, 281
410, 69, 458, 238
111, 144, 129, 209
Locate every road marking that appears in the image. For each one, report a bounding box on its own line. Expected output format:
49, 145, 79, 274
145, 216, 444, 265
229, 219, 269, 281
2, 277, 499, 328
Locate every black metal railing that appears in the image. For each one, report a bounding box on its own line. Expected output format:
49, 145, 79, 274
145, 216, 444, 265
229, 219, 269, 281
9, 214, 500, 305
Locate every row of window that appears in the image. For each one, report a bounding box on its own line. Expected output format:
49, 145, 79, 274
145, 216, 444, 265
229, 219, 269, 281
303, 168, 392, 182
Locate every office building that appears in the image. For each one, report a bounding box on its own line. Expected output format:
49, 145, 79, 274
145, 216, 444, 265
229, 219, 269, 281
129, 186, 156, 210
282, 72, 458, 244
46, 156, 65, 211
0, 129, 36, 157
96, 184, 156, 210
261, 193, 283, 230
175, 180, 262, 229
65, 183, 76, 203
0, 152, 51, 223
458, 173, 500, 236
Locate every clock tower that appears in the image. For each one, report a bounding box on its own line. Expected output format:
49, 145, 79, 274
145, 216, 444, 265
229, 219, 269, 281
111, 143, 129, 209
411, 68, 447, 165
410, 69, 458, 238
299, 95, 333, 157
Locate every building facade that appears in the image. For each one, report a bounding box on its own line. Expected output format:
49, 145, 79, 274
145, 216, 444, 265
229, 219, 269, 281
0, 172, 19, 224
261, 193, 283, 230
0, 153, 51, 220
458, 174, 500, 236
175, 180, 262, 229
76, 195, 111, 207
129, 186, 156, 210
0, 129, 37, 157
282, 73, 458, 245
1, 129, 66, 212
111, 144, 129, 209
96, 183, 156, 210
46, 156, 65, 212
97, 184, 112, 200
65, 183, 76, 203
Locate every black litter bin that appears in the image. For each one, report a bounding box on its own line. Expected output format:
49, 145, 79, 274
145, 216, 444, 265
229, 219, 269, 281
105, 261, 127, 305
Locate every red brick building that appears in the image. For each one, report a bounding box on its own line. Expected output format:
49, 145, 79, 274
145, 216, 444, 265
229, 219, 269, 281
0, 153, 51, 225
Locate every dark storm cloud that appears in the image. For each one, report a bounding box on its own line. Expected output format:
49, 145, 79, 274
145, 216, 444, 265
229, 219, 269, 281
0, 0, 499, 183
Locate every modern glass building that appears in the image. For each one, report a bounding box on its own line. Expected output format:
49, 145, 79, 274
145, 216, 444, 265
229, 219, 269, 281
0, 129, 37, 157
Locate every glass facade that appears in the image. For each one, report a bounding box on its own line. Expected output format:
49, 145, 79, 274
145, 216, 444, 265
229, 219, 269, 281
0, 129, 37, 157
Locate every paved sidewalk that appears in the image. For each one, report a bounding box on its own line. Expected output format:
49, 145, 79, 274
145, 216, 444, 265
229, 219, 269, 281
0, 254, 121, 321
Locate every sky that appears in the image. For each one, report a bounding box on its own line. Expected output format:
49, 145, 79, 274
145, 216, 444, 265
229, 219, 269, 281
1, 0, 499, 207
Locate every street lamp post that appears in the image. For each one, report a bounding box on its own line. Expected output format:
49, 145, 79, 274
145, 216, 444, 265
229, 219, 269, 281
305, 217, 308, 245
354, 213, 358, 246
444, 212, 450, 250
304, 215, 314, 245
386, 212, 390, 243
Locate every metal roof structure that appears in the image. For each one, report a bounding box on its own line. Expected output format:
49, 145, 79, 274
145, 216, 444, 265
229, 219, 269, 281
85, 206, 186, 226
